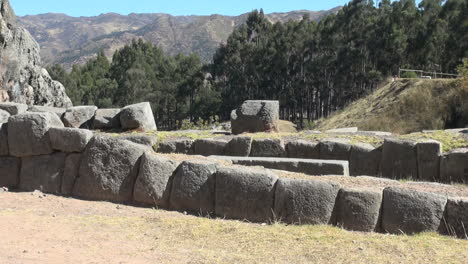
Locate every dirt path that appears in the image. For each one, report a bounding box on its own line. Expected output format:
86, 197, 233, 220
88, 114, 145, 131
0, 191, 467, 264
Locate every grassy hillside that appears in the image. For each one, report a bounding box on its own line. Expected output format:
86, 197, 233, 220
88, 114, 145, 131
315, 78, 468, 134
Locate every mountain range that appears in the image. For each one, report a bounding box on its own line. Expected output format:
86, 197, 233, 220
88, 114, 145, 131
18, 7, 341, 68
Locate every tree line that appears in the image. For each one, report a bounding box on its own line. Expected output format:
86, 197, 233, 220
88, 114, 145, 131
49, 0, 467, 130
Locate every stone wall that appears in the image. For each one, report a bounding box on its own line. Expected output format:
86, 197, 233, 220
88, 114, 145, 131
157, 136, 468, 184
0, 102, 466, 239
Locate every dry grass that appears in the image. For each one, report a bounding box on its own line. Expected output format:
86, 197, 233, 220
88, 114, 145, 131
1, 192, 467, 264
315, 79, 464, 134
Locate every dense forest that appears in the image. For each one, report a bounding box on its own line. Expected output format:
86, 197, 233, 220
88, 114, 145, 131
49, 0, 467, 130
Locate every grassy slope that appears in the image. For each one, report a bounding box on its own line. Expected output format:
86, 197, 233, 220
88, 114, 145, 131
315, 78, 465, 134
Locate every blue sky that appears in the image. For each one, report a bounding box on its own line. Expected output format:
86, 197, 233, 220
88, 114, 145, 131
11, 0, 354, 17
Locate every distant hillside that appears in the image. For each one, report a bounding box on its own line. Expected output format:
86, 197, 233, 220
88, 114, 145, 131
18, 8, 341, 68
314, 78, 467, 134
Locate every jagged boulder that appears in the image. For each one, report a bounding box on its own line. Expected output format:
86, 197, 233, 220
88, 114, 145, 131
231, 100, 279, 134
120, 102, 157, 131
0, 0, 72, 107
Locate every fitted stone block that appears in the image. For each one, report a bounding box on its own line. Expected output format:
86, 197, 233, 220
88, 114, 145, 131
0, 156, 20, 188
49, 127, 93, 153
215, 166, 278, 222
416, 140, 442, 181
134, 152, 179, 208
19, 152, 66, 194
8, 112, 64, 157
380, 139, 418, 180
231, 100, 279, 134
349, 143, 382, 176
250, 138, 285, 157
274, 178, 340, 225
286, 140, 320, 159
170, 160, 218, 214
382, 187, 447, 234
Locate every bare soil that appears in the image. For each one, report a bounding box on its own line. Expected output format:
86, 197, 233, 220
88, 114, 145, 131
1, 191, 467, 264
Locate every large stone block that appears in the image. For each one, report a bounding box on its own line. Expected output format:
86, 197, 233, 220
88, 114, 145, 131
0, 123, 9, 156
212, 156, 349, 176
0, 109, 10, 123
416, 140, 442, 181
92, 108, 121, 129
0, 102, 28, 115
61, 153, 81, 196
192, 139, 228, 156
170, 160, 218, 214
380, 139, 418, 180
28, 105, 67, 118
336, 188, 383, 232
319, 139, 352, 160
349, 143, 382, 176
62, 106, 98, 128
250, 138, 285, 157
286, 140, 320, 159
215, 166, 278, 222
382, 187, 447, 234
8, 112, 64, 157
157, 139, 194, 154
231, 100, 279, 134
134, 152, 179, 208
445, 197, 468, 239
49, 127, 93, 153
0, 157, 20, 188
225, 136, 252, 157
120, 102, 157, 131
72, 136, 148, 202
440, 149, 468, 183
120, 134, 158, 147
274, 178, 340, 225
19, 153, 66, 194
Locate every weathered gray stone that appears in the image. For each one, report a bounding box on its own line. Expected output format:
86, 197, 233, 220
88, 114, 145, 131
274, 178, 340, 225
319, 139, 352, 160
120, 102, 157, 131
19, 152, 66, 194
211, 156, 349, 176
28, 105, 66, 117
349, 143, 382, 176
225, 136, 252, 157
326, 127, 359, 133
157, 139, 194, 154
417, 140, 441, 181
61, 153, 81, 196
231, 100, 279, 134
286, 140, 320, 159
0, 102, 28, 115
336, 188, 383, 232
49, 127, 93, 153
8, 112, 64, 157
215, 166, 278, 222
72, 136, 148, 202
0, 123, 9, 156
0, 156, 20, 188
440, 149, 468, 183
250, 138, 285, 157
380, 139, 418, 180
445, 197, 468, 239
170, 160, 218, 214
193, 139, 228, 156
134, 152, 179, 208
93, 108, 121, 129
0, 0, 72, 108
0, 109, 10, 123
120, 134, 158, 147
62, 106, 98, 128
382, 187, 447, 234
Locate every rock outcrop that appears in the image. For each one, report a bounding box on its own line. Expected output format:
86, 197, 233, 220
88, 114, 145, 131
0, 0, 72, 107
